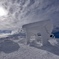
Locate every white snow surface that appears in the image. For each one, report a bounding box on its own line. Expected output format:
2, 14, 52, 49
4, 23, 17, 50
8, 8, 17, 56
0, 39, 59, 59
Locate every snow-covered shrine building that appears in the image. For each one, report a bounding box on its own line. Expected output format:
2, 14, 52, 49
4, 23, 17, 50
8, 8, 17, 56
22, 20, 53, 46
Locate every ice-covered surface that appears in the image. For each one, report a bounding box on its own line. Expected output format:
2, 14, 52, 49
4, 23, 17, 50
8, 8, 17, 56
0, 38, 59, 59
0, 42, 59, 59
22, 19, 53, 45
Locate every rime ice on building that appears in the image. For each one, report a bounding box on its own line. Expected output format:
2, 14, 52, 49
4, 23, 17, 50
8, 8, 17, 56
22, 20, 53, 46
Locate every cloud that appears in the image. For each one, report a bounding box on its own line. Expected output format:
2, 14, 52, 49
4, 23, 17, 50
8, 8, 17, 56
0, 0, 59, 31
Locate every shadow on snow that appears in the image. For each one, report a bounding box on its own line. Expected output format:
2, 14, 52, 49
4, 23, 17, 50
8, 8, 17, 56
30, 41, 59, 56
0, 39, 20, 53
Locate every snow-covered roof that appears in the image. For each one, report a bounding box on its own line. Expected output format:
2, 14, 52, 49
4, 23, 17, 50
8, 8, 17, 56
22, 19, 52, 28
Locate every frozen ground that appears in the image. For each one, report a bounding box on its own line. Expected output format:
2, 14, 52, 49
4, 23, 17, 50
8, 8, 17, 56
0, 38, 59, 59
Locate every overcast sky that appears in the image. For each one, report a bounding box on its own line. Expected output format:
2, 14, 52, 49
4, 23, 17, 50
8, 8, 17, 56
0, 0, 59, 31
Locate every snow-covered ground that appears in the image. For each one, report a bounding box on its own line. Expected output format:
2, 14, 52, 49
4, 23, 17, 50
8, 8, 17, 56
0, 37, 59, 59
0, 43, 59, 59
